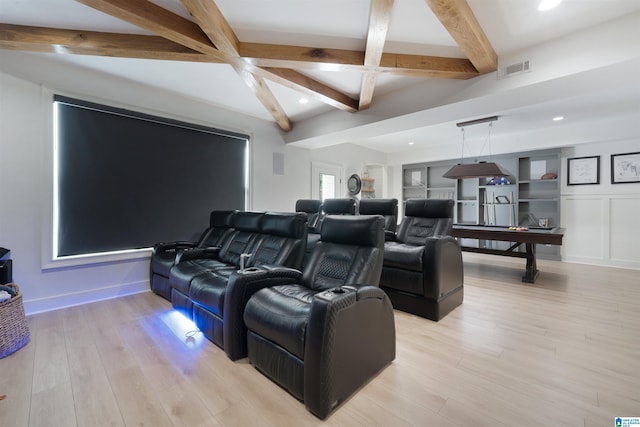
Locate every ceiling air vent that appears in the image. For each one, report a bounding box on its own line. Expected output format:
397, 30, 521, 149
498, 59, 532, 79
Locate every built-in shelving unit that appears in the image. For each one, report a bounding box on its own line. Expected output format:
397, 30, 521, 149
402, 149, 561, 259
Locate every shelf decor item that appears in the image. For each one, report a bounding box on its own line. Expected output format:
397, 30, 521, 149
567, 155, 600, 185
410, 170, 422, 186
361, 175, 375, 198
611, 152, 640, 184
0, 283, 30, 358
487, 176, 511, 185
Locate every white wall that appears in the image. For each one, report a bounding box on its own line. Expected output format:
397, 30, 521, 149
560, 140, 640, 269
0, 58, 385, 314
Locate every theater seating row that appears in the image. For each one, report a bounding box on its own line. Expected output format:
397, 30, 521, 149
150, 212, 396, 419
296, 197, 464, 321
151, 210, 308, 360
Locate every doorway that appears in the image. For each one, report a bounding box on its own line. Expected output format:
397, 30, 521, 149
311, 162, 343, 201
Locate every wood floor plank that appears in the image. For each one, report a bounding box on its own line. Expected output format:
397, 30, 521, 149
0, 337, 34, 427
29, 383, 77, 427
31, 321, 70, 395
156, 379, 222, 427
107, 366, 173, 427
66, 344, 124, 427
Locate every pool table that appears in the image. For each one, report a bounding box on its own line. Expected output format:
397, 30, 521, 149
451, 225, 564, 283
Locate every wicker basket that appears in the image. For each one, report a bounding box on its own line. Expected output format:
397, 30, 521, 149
0, 283, 30, 359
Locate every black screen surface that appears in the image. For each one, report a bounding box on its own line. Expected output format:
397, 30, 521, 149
54, 95, 247, 257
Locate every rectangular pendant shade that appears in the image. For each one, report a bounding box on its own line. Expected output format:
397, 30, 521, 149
443, 162, 510, 179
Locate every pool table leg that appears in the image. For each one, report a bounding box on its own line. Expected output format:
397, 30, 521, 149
522, 243, 539, 283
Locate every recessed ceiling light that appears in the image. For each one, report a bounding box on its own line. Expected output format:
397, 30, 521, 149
538, 0, 562, 11
552, 116, 564, 121
408, 141, 415, 145
298, 98, 309, 104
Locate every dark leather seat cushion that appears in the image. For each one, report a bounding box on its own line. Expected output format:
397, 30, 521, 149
188, 267, 236, 316
151, 250, 177, 277
170, 258, 228, 294
243, 284, 315, 359
382, 241, 424, 272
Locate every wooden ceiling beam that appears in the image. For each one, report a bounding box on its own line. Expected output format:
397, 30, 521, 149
239, 42, 366, 70
380, 52, 478, 78
259, 67, 358, 113
181, 1, 357, 121
230, 59, 292, 131
180, 0, 239, 55
0, 23, 217, 62
425, 0, 497, 73
0, 24, 478, 79
75, 0, 225, 59
181, 0, 293, 130
359, 0, 395, 110
239, 42, 478, 78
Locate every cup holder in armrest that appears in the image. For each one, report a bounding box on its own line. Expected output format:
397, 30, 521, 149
323, 287, 349, 296
237, 266, 262, 274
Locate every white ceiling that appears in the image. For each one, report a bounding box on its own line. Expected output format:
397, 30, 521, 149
1, 0, 640, 153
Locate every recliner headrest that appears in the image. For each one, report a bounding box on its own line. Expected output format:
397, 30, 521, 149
232, 211, 263, 232
262, 212, 307, 238
209, 210, 237, 227
295, 199, 322, 214
358, 198, 398, 215
322, 198, 357, 215
404, 199, 454, 219
320, 215, 384, 247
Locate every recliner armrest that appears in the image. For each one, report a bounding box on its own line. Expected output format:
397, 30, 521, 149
174, 246, 221, 263
384, 230, 397, 242
152, 241, 196, 255
422, 235, 457, 255
303, 286, 395, 419
421, 236, 463, 299
341, 284, 386, 301
223, 265, 303, 360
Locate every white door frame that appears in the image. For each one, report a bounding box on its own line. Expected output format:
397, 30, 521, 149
311, 161, 343, 200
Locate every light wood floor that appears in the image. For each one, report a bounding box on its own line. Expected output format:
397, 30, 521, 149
1, 253, 639, 426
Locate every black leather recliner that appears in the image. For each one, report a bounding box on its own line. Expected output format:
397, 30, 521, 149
149, 210, 236, 301
379, 199, 464, 321
295, 199, 322, 232
305, 198, 358, 262
168, 211, 264, 309
243, 215, 395, 419
358, 198, 398, 239
322, 197, 358, 215
169, 211, 308, 360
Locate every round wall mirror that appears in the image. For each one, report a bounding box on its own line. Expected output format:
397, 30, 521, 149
347, 174, 361, 195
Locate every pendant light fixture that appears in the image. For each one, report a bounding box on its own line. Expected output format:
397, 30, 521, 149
443, 116, 510, 179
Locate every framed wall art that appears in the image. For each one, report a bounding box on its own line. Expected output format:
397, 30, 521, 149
567, 155, 600, 185
611, 152, 640, 184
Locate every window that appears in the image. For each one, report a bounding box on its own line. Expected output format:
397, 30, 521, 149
53, 95, 248, 258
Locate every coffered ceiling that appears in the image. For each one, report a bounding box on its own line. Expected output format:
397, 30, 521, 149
1, 0, 640, 152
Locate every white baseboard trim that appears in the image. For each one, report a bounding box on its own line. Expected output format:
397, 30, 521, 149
23, 280, 150, 316
562, 256, 640, 271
